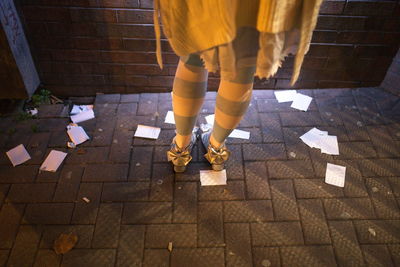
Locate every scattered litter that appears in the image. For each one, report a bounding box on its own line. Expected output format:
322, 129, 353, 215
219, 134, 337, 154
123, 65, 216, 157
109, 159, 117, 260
53, 233, 78, 255
70, 105, 93, 115
40, 150, 67, 172
228, 129, 250, 139
27, 108, 38, 116
157, 179, 163, 185
168, 242, 173, 252
261, 259, 271, 267
325, 163, 346, 187
200, 123, 212, 132
371, 187, 379, 193
205, 114, 215, 125
70, 109, 95, 124
274, 90, 297, 103
289, 152, 296, 158
356, 121, 363, 127
177, 186, 182, 190
325, 112, 332, 116
6, 144, 31, 166
228, 251, 235, 256
290, 93, 313, 111
134, 125, 161, 139
98, 128, 103, 132
113, 139, 118, 144
82, 197, 90, 203
368, 227, 376, 237
164, 111, 175, 124
200, 169, 227, 186
300, 127, 339, 155
135, 162, 141, 167
67, 125, 90, 145
340, 212, 351, 219
67, 142, 76, 149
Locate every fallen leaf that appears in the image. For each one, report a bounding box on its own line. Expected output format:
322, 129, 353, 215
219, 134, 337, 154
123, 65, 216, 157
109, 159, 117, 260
368, 227, 376, 237
168, 242, 173, 252
77, 149, 86, 154
53, 233, 78, 255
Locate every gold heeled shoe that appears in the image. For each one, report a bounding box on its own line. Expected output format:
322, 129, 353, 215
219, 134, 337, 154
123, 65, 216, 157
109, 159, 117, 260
167, 133, 197, 173
201, 131, 230, 171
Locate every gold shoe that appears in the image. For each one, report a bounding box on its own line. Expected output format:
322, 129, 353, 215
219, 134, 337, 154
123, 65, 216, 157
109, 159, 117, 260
201, 131, 230, 171
167, 133, 197, 173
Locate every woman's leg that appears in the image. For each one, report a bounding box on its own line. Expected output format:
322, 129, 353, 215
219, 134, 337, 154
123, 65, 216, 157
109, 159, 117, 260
210, 66, 256, 148
172, 54, 208, 148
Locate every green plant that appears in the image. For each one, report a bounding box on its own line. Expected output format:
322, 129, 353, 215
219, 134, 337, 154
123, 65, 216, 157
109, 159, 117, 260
31, 124, 39, 133
31, 89, 52, 106
14, 112, 34, 122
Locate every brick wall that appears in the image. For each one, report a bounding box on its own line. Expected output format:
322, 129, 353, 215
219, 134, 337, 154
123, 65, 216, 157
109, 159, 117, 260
382, 48, 400, 96
17, 0, 400, 96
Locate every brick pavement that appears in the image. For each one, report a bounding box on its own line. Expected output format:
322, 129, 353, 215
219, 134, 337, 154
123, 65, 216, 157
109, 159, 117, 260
0, 87, 399, 266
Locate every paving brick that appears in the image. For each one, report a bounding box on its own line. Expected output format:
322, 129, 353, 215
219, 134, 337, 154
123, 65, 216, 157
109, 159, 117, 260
388, 245, 400, 266
171, 248, 225, 267
298, 199, 331, 244
173, 182, 197, 223
388, 177, 400, 197
40, 225, 94, 249
280, 246, 337, 267
225, 145, 244, 180
257, 99, 293, 112
361, 245, 394, 267
66, 147, 109, 164
117, 115, 155, 131
95, 93, 121, 104
129, 146, 153, 180
199, 181, 245, 201
109, 130, 134, 163
294, 179, 344, 198
146, 224, 197, 248
244, 161, 271, 199
122, 202, 172, 224
143, 249, 169, 267
225, 223, 252, 267
91, 117, 116, 146
198, 202, 224, 246
92, 203, 122, 248
323, 198, 375, 219
0, 165, 38, 183
270, 179, 299, 220
0, 250, 8, 266
7, 225, 41, 267
26, 132, 51, 164
251, 222, 304, 246
366, 178, 400, 219
117, 225, 145, 267
242, 143, 286, 160
62, 249, 116, 267
37, 118, 70, 132
83, 163, 128, 182
354, 220, 400, 244
0, 184, 9, 206
329, 221, 365, 266
338, 141, 377, 159
23, 203, 74, 224
120, 94, 139, 103
259, 113, 284, 143
72, 183, 102, 224
285, 143, 311, 160
368, 125, 400, 158
267, 160, 315, 179
280, 112, 324, 127
0, 204, 24, 248
238, 105, 260, 128
53, 165, 84, 202
102, 182, 149, 202
33, 249, 61, 267
48, 130, 69, 148
175, 162, 210, 182
6, 183, 56, 203
117, 103, 137, 116
359, 159, 400, 177
252, 247, 280, 267
224, 200, 273, 223
150, 163, 173, 201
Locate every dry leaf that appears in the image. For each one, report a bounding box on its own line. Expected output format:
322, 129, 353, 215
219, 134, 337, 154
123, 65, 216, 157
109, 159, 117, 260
53, 233, 78, 255
168, 242, 173, 252
77, 149, 86, 154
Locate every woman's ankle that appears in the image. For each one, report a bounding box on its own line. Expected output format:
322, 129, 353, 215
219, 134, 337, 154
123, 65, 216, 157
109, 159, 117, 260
175, 134, 192, 149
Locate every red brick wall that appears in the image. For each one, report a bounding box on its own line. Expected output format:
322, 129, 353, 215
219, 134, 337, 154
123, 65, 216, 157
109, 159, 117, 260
17, 0, 400, 96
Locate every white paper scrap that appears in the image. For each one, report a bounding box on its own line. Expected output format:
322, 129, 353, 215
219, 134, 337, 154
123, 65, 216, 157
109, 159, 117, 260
27, 108, 38, 116
67, 125, 90, 145
228, 129, 250, 139
319, 135, 339, 155
134, 125, 161, 139
164, 111, 175, 124
6, 144, 31, 167
70, 109, 95, 123
291, 93, 313, 111
325, 163, 346, 187
300, 128, 328, 148
200, 123, 212, 132
205, 114, 215, 125
274, 90, 297, 103
200, 169, 227, 186
40, 150, 67, 172
70, 105, 93, 115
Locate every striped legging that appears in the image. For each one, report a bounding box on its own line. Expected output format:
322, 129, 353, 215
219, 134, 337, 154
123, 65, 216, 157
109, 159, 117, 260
173, 54, 255, 149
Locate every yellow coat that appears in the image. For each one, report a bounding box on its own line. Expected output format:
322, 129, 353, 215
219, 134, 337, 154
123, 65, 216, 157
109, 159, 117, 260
154, 0, 323, 85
